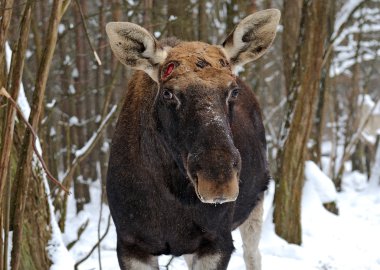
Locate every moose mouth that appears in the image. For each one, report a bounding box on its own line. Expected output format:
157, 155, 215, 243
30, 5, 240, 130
192, 172, 239, 204
183, 151, 240, 204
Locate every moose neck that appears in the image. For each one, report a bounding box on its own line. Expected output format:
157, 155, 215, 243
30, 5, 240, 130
110, 72, 170, 170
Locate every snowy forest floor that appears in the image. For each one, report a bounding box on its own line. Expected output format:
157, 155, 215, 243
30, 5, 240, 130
63, 170, 380, 270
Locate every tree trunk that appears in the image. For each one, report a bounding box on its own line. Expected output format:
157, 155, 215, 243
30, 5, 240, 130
0, 0, 33, 221
143, 0, 153, 32
281, 0, 302, 95
0, 0, 15, 88
167, 0, 194, 41
18, 167, 53, 270
273, 0, 330, 245
10, 1, 71, 269
333, 28, 364, 190
310, 1, 336, 166
0, 2, 33, 268
198, 0, 208, 42
73, 1, 91, 211
97, 0, 110, 188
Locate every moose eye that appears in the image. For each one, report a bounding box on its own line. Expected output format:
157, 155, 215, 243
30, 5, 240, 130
163, 89, 173, 100
230, 88, 240, 99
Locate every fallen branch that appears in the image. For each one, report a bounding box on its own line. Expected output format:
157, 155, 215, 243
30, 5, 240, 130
74, 214, 112, 270
0, 87, 70, 193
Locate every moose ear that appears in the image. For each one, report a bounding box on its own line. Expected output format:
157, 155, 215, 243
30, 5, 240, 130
222, 9, 280, 67
106, 22, 167, 82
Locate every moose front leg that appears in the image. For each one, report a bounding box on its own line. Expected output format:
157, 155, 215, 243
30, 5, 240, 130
239, 196, 264, 270
185, 236, 234, 270
117, 238, 159, 270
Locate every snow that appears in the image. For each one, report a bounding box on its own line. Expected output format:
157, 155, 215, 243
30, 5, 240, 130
334, 0, 366, 39
50, 127, 57, 137
72, 68, 79, 78
331, 1, 380, 76
58, 23, 65, 34
343, 170, 368, 191
5, 42, 12, 71
63, 168, 380, 270
168, 15, 177, 22
358, 94, 380, 115
69, 116, 79, 126
358, 94, 375, 108
68, 84, 76, 94
305, 161, 337, 203
46, 98, 57, 109
25, 49, 33, 59
369, 143, 380, 189
41, 158, 75, 270
101, 141, 109, 153
361, 132, 377, 145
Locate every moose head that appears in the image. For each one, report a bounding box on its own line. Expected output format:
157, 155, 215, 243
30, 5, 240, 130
106, 9, 280, 204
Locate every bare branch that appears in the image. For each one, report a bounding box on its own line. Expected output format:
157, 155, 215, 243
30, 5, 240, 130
59, 105, 117, 191
0, 87, 70, 193
74, 0, 102, 66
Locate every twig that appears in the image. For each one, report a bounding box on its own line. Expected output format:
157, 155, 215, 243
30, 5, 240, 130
165, 256, 175, 269
97, 162, 105, 270
66, 219, 90, 250
74, 0, 102, 66
0, 87, 70, 193
74, 214, 112, 270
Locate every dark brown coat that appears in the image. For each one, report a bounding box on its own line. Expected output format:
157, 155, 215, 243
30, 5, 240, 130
106, 9, 280, 270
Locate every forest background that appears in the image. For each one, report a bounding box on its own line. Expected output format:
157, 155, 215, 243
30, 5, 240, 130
0, 0, 379, 269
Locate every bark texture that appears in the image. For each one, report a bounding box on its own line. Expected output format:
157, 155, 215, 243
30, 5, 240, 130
10, 1, 71, 269
273, 0, 330, 244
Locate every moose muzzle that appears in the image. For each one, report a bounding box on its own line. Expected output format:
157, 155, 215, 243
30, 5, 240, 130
187, 147, 241, 204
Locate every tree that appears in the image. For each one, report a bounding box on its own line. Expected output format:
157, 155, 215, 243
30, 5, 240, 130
273, 0, 331, 244
8, 1, 71, 269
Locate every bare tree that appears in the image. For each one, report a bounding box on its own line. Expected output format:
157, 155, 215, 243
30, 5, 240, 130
10, 1, 71, 269
273, 0, 331, 244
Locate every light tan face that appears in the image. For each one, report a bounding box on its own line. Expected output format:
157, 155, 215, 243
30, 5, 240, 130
159, 42, 236, 90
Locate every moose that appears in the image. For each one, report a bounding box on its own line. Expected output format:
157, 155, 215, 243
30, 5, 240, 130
106, 9, 280, 270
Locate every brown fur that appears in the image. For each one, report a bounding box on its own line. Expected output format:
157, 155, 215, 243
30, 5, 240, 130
106, 9, 280, 270
160, 42, 235, 88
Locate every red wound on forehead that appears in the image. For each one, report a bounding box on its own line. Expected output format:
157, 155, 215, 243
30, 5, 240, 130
162, 63, 175, 80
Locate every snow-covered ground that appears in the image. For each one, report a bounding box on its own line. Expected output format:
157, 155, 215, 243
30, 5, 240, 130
63, 165, 380, 270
